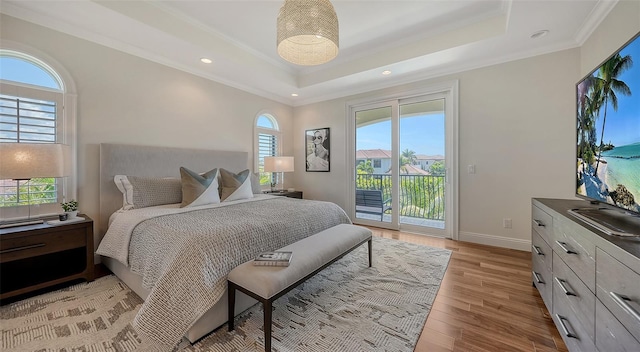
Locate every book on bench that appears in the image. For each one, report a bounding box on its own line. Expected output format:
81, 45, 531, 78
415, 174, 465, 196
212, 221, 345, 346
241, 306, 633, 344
253, 251, 293, 267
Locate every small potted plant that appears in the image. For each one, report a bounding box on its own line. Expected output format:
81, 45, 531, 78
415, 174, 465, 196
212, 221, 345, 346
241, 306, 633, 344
61, 200, 79, 219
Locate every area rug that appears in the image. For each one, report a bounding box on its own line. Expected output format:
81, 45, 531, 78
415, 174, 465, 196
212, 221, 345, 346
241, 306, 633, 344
1, 236, 451, 352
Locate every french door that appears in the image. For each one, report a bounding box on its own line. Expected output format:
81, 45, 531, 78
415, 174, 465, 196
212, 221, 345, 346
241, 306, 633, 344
348, 84, 458, 239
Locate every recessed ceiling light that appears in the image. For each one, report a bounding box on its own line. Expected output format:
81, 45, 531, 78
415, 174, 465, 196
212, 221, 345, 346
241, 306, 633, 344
291, 93, 298, 97
530, 30, 549, 39
200, 58, 213, 64
382, 70, 391, 75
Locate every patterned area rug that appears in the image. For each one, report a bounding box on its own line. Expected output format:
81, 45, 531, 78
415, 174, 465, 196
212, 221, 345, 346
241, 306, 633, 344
1, 236, 451, 352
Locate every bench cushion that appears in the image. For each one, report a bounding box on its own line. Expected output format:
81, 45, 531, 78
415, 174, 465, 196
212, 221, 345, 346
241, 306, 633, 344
228, 224, 372, 299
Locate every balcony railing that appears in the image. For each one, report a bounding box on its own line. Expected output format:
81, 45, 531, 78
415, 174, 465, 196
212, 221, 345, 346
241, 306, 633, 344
355, 173, 445, 221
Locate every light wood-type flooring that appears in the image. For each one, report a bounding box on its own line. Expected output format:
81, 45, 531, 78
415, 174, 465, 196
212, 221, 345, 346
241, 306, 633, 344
367, 226, 568, 352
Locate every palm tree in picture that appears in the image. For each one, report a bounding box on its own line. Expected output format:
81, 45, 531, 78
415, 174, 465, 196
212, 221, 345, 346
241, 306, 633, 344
578, 79, 602, 166
593, 53, 633, 176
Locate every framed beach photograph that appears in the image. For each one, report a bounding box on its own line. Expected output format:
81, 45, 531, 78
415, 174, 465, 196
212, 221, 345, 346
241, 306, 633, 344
305, 128, 330, 172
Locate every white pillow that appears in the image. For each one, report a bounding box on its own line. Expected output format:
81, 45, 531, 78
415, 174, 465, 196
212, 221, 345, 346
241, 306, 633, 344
114, 175, 134, 210
113, 175, 182, 209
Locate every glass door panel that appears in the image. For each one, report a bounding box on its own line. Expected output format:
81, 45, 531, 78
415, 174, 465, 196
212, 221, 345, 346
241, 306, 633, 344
355, 106, 393, 225
399, 99, 446, 231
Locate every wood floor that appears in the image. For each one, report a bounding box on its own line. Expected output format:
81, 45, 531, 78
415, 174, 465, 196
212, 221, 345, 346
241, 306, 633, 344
367, 226, 568, 352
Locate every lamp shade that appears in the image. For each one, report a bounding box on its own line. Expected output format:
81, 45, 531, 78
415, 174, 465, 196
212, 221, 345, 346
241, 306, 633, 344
264, 156, 295, 173
277, 0, 339, 65
0, 143, 71, 180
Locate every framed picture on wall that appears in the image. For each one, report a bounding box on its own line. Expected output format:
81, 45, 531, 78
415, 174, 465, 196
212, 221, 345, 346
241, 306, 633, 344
305, 128, 330, 172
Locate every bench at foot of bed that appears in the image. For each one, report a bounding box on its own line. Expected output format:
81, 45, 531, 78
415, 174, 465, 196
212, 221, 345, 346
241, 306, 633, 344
227, 223, 372, 351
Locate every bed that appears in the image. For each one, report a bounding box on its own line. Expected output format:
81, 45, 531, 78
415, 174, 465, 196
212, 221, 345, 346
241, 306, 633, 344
96, 143, 351, 349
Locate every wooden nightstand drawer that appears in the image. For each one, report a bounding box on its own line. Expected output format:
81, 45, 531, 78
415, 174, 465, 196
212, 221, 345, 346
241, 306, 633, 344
0, 216, 94, 301
266, 191, 303, 199
1, 228, 86, 263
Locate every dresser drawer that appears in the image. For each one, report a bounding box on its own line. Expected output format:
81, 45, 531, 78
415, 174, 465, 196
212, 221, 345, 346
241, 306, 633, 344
0, 228, 86, 263
553, 253, 595, 341
532, 230, 552, 272
595, 299, 640, 352
532, 205, 553, 245
532, 253, 553, 310
553, 217, 596, 292
596, 248, 640, 343
553, 287, 597, 352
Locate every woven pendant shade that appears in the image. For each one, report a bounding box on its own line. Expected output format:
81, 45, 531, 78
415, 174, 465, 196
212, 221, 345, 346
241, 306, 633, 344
277, 0, 339, 66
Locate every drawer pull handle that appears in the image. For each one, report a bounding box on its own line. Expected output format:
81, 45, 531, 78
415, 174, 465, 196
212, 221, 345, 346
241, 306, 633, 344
610, 292, 640, 323
0, 243, 46, 254
532, 245, 544, 256
555, 278, 575, 296
533, 219, 545, 227
555, 241, 577, 254
555, 314, 577, 339
532, 271, 544, 284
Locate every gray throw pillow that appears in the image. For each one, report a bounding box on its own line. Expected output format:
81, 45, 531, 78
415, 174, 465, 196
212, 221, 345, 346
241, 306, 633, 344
126, 176, 182, 209
219, 168, 254, 201
180, 167, 220, 207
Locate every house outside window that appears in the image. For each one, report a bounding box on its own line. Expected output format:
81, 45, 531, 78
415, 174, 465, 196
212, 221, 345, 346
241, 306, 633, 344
0, 49, 76, 220
254, 113, 282, 186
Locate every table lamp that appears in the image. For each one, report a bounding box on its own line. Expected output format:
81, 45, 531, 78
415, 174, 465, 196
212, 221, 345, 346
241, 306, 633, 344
0, 143, 71, 228
264, 156, 294, 192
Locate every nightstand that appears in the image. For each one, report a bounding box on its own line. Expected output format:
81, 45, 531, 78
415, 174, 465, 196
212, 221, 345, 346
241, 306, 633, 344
0, 215, 94, 301
266, 191, 303, 199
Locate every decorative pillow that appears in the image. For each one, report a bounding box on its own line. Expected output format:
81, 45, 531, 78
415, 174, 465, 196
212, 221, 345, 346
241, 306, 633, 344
114, 175, 182, 209
250, 172, 262, 194
180, 167, 220, 208
219, 168, 254, 202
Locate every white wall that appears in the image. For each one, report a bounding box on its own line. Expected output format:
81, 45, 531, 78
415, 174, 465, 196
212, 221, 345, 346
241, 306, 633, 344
580, 0, 640, 77
1, 15, 294, 248
293, 0, 640, 250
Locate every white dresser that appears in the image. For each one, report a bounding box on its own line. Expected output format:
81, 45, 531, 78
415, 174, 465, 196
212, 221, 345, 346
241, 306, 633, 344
531, 198, 640, 352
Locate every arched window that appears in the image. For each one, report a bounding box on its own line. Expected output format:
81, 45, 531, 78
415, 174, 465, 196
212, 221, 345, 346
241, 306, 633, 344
0, 49, 76, 221
254, 113, 282, 187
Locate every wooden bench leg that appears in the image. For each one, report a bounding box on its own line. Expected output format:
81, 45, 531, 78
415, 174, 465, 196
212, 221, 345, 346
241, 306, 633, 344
264, 299, 272, 351
368, 239, 372, 267
228, 281, 236, 331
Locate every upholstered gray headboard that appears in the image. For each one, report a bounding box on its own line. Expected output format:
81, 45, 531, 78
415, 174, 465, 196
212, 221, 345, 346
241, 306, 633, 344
99, 143, 248, 238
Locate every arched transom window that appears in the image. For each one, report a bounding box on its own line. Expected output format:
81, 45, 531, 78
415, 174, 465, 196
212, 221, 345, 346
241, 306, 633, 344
254, 113, 282, 187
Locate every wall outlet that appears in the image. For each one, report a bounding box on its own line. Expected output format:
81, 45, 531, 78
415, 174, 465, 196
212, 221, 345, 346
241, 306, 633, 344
503, 218, 512, 229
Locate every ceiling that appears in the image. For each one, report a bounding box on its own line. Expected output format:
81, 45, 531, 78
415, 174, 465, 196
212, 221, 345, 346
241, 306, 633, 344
1, 0, 616, 106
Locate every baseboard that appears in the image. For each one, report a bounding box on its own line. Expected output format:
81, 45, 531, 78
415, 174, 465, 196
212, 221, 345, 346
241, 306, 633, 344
458, 231, 531, 251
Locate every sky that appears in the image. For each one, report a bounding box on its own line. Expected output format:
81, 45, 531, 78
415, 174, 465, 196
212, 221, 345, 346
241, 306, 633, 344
356, 113, 445, 155
587, 34, 640, 147
0, 58, 59, 89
